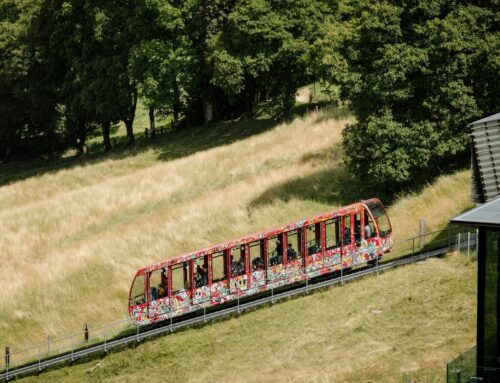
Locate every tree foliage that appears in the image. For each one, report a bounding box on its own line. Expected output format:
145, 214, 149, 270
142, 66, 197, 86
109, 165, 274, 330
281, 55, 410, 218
0, 0, 497, 179
332, 0, 499, 190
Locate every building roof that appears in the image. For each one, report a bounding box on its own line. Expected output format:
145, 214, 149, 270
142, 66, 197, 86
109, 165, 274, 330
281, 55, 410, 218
451, 197, 500, 227
469, 112, 500, 203
469, 113, 500, 126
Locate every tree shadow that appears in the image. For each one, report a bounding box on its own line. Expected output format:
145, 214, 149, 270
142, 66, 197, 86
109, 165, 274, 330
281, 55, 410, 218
0, 103, 350, 188
250, 158, 397, 210
0, 117, 277, 188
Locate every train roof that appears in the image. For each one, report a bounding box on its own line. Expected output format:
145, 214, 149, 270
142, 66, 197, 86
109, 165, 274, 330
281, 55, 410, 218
136, 198, 381, 275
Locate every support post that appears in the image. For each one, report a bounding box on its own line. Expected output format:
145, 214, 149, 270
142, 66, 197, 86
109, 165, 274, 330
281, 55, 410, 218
84, 323, 89, 343
476, 228, 479, 251
467, 232, 471, 257
419, 219, 425, 249
5, 347, 9, 371
448, 226, 452, 250
458, 233, 461, 253
454, 368, 461, 383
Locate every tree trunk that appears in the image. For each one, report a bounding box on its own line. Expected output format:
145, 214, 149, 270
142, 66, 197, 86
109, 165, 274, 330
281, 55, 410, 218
46, 129, 55, 160
125, 86, 138, 145
172, 74, 180, 128
125, 119, 135, 144
149, 106, 156, 137
102, 121, 112, 151
76, 118, 86, 156
245, 77, 255, 120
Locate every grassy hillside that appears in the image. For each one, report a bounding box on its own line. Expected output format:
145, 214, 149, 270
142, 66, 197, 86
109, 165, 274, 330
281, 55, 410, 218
20, 255, 477, 383
0, 105, 473, 356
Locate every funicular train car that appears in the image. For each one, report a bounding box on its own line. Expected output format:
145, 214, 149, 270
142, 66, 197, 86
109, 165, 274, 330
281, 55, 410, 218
128, 198, 392, 324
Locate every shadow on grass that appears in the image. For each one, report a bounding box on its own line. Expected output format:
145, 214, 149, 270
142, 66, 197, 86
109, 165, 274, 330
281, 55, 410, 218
0, 103, 349, 188
250, 158, 396, 210
0, 118, 277, 188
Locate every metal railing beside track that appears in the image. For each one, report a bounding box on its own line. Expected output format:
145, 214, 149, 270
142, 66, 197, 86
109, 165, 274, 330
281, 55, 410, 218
0, 227, 478, 381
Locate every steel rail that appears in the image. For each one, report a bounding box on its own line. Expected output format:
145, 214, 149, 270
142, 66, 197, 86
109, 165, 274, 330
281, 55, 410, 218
0, 243, 463, 382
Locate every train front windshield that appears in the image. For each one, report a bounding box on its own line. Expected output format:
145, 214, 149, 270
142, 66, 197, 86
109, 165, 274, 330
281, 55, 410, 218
366, 200, 392, 238
129, 273, 146, 307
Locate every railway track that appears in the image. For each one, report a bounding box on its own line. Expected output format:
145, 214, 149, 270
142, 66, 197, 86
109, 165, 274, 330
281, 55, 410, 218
0, 240, 469, 382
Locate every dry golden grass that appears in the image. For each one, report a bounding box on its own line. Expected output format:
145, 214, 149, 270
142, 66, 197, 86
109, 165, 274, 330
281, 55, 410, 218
389, 171, 474, 242
0, 109, 348, 349
20, 255, 477, 383
0, 106, 472, 362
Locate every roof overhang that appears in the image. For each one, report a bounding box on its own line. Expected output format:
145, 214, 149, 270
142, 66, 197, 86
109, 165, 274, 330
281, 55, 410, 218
450, 197, 500, 227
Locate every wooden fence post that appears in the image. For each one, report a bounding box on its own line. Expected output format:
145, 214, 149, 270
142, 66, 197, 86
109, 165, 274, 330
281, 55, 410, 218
419, 219, 425, 249
5, 346, 10, 370
84, 323, 89, 343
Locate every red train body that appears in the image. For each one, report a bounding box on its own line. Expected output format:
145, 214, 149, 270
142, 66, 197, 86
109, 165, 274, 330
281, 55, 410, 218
128, 198, 392, 324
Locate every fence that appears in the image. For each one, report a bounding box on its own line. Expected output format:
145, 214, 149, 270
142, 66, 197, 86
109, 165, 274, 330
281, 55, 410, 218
0, 226, 478, 379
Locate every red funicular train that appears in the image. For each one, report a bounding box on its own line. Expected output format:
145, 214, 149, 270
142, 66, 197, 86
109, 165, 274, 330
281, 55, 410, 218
129, 198, 392, 324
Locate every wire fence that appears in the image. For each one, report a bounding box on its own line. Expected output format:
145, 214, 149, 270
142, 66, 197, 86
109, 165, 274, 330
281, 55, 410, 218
0, 226, 478, 378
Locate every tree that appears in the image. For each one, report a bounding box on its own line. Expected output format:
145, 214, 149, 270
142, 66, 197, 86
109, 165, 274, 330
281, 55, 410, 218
336, 0, 499, 191
210, 0, 335, 120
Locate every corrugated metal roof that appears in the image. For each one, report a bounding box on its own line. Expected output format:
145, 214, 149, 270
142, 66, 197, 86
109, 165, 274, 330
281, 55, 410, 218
470, 113, 500, 203
451, 197, 500, 227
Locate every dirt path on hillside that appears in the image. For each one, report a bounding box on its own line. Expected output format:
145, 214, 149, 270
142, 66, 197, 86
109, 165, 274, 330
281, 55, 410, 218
295, 87, 311, 103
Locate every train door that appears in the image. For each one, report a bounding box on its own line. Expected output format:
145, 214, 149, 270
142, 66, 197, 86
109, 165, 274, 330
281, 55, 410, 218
341, 213, 355, 269
169, 261, 192, 314
192, 255, 210, 305
210, 250, 230, 303
305, 222, 323, 272
285, 228, 303, 280
267, 233, 286, 281
229, 244, 249, 294
146, 268, 171, 319
249, 239, 266, 289
360, 208, 378, 263
324, 218, 341, 268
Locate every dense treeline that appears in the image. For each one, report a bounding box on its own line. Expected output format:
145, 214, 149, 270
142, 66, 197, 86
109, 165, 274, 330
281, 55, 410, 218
0, 0, 498, 189
0, 0, 338, 159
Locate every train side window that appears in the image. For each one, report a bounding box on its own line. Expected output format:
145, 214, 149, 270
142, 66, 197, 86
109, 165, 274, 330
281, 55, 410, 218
306, 224, 321, 255
149, 269, 167, 301
230, 245, 245, 277
343, 215, 351, 245
211, 251, 227, 282
249, 240, 264, 270
268, 235, 284, 266
325, 219, 340, 250
285, 229, 301, 261
130, 274, 145, 306
365, 212, 375, 238
194, 256, 209, 287
354, 213, 361, 243
171, 262, 190, 294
